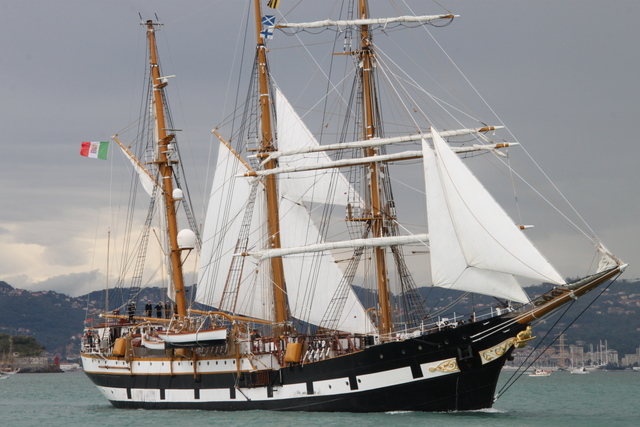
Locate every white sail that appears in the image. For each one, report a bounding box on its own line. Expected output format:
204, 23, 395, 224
275, 86, 359, 207
196, 142, 273, 321
197, 91, 374, 333
275, 87, 373, 333
278, 198, 374, 334
422, 128, 566, 303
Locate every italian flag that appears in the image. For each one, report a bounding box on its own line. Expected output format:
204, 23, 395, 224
80, 141, 109, 160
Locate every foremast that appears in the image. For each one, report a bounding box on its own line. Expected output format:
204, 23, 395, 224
253, 0, 290, 325
145, 20, 188, 317
358, 0, 392, 337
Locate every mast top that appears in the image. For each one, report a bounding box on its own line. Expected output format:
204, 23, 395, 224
142, 18, 163, 27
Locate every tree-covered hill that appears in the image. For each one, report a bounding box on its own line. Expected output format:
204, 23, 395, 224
0, 281, 185, 358
0, 282, 86, 357
0, 278, 638, 360
0, 333, 44, 359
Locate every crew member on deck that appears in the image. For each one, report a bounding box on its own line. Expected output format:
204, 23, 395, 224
155, 302, 163, 318
145, 301, 153, 317
250, 329, 261, 352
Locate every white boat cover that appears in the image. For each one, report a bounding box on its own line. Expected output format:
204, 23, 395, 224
157, 328, 227, 344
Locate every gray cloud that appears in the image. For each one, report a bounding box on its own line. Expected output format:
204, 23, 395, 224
1, 0, 638, 299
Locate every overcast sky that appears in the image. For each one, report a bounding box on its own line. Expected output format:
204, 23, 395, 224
1, 0, 638, 297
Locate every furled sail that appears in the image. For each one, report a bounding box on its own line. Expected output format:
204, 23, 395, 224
277, 14, 456, 29
422, 128, 566, 303
249, 233, 429, 261
117, 143, 159, 197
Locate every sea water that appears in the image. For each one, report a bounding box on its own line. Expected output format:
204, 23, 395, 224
0, 370, 638, 427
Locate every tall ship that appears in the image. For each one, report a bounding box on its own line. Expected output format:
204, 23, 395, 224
81, 1, 626, 411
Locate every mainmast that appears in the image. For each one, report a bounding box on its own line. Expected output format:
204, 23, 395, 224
253, 0, 289, 325
145, 20, 188, 317
358, 1, 393, 337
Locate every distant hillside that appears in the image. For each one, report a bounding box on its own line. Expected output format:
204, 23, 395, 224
0, 282, 87, 358
0, 281, 188, 359
0, 278, 638, 359
357, 279, 639, 355
504, 281, 639, 356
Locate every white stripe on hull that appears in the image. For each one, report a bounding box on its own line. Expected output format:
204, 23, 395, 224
82, 354, 279, 375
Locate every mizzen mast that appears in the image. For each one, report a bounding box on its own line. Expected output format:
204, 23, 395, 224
145, 20, 188, 317
253, 0, 289, 325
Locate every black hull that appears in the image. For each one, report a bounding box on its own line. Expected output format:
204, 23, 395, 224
104, 361, 504, 412
83, 318, 524, 412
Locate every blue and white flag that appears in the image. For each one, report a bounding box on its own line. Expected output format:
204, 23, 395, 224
261, 27, 274, 40
262, 15, 276, 27
261, 15, 276, 40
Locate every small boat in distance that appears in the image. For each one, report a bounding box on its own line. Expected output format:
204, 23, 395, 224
529, 369, 552, 377
570, 366, 589, 374
1, 335, 20, 376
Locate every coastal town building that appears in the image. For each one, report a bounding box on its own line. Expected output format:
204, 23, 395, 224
621, 346, 640, 366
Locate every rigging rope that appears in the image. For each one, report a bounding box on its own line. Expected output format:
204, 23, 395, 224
494, 272, 622, 402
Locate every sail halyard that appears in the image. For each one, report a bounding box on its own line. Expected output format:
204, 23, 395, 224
145, 20, 188, 317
